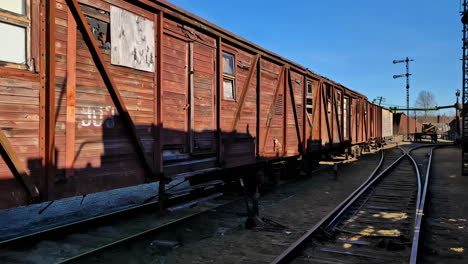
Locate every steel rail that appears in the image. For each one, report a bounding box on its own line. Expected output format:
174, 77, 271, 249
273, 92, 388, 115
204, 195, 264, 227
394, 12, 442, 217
0, 178, 199, 248
324, 149, 387, 229
408, 145, 444, 264
0, 200, 160, 247
271, 148, 408, 264
396, 144, 449, 264
56, 193, 239, 264
58, 158, 353, 264
406, 148, 422, 227
272, 144, 454, 264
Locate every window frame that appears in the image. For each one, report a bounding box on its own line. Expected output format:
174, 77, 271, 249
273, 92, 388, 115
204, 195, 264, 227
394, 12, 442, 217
222, 52, 236, 101
0, 0, 31, 71
306, 81, 313, 97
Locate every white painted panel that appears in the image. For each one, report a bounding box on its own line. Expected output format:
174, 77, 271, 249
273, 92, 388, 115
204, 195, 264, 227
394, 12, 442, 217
223, 79, 235, 100
110, 6, 155, 72
0, 22, 26, 64
0, 0, 26, 15
382, 109, 393, 138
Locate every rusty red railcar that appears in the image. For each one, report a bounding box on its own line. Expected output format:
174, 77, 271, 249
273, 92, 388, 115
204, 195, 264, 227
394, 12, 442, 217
0, 0, 383, 210
393, 113, 422, 136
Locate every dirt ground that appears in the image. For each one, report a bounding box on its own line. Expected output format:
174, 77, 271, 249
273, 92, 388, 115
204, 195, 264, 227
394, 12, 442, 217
157, 149, 385, 264
422, 146, 468, 263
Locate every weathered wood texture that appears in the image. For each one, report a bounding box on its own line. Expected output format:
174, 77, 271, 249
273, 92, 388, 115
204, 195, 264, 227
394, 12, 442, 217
286, 69, 304, 156
0, 1, 43, 209
0, 0, 389, 210
259, 62, 285, 158
220, 44, 257, 168
110, 6, 155, 72
55, 0, 154, 199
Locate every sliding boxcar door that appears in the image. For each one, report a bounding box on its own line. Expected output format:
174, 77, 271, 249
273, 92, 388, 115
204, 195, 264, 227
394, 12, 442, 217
191, 42, 216, 154
162, 35, 189, 158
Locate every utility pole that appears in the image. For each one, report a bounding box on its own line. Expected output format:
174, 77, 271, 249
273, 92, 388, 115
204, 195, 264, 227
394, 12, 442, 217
393, 57, 414, 140
376, 96, 385, 106
461, 0, 468, 175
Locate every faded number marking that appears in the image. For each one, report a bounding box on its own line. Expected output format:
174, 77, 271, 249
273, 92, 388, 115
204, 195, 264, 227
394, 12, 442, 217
81, 106, 116, 128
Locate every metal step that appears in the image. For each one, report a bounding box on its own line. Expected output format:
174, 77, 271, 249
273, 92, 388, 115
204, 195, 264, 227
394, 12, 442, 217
170, 167, 222, 181
164, 157, 218, 176
166, 193, 224, 212
167, 180, 224, 196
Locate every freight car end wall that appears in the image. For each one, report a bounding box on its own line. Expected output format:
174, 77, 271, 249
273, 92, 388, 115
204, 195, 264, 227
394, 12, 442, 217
382, 109, 394, 139
0, 0, 377, 210
393, 113, 422, 136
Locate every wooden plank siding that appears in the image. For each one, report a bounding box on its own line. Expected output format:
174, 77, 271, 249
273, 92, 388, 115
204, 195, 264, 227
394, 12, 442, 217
0, 0, 379, 210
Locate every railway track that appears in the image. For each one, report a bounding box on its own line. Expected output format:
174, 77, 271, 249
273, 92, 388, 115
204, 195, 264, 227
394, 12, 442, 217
0, 162, 326, 263
0, 186, 236, 264
272, 145, 439, 264
0, 144, 442, 263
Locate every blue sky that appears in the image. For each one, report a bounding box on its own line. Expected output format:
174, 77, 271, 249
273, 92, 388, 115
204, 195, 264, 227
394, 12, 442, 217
167, 0, 461, 114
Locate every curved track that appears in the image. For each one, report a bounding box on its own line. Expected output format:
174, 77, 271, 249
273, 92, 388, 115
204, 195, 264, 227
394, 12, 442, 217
272, 145, 439, 264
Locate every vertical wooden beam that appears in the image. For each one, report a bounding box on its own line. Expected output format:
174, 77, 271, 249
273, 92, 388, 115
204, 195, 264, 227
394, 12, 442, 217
231, 54, 260, 131
283, 67, 288, 156
188, 41, 194, 153
65, 8, 76, 178
66, 0, 154, 179
38, 0, 47, 200
302, 75, 307, 151
256, 56, 261, 158
154, 12, 165, 213
43, 0, 56, 199
154, 12, 163, 175
216, 37, 223, 165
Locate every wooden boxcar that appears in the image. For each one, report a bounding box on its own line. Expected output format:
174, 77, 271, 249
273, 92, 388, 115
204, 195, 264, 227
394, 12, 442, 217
0, 0, 382, 210
393, 113, 423, 136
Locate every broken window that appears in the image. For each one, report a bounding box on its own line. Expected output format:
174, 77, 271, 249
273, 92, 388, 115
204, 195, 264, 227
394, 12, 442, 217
0, 0, 29, 69
307, 81, 313, 97
222, 52, 236, 100
79, 4, 111, 50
